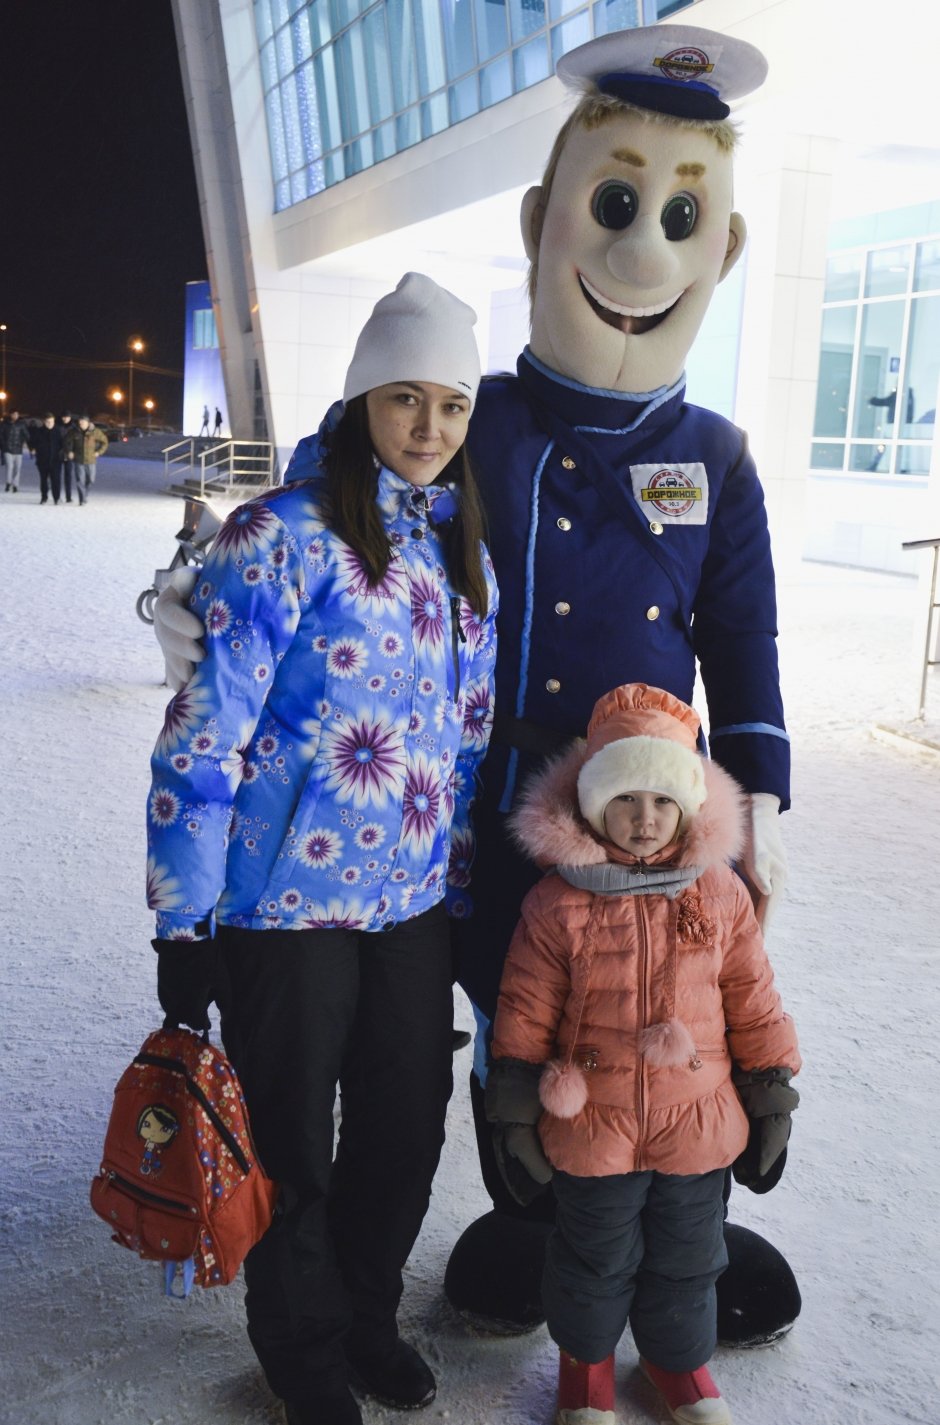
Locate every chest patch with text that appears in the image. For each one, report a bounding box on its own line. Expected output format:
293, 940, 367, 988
630, 463, 709, 525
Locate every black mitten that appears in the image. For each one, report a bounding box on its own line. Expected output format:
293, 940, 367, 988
485, 1058, 553, 1206
732, 1066, 799, 1194
153, 937, 218, 1032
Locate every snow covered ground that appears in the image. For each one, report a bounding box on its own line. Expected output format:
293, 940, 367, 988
2, 455, 938, 1425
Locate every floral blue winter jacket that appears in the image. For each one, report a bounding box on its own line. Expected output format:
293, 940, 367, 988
148, 466, 498, 939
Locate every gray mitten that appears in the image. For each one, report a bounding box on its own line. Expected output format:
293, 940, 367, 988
485, 1058, 553, 1206
732, 1066, 799, 1193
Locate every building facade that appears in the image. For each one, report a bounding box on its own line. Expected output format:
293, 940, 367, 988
171, 0, 940, 578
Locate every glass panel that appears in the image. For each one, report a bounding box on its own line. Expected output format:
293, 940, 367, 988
290, 169, 309, 204
336, 27, 371, 138
813, 306, 856, 438
314, 47, 343, 151
551, 11, 591, 65
255, 0, 274, 45
260, 39, 279, 92
848, 442, 889, 474
896, 444, 933, 475
480, 53, 512, 107
325, 149, 346, 185
396, 107, 422, 150
592, 0, 640, 36
271, 0, 290, 28
292, 6, 313, 61
421, 91, 449, 138
443, 0, 477, 80
914, 239, 940, 294
655, 0, 693, 15
362, 8, 394, 123
513, 32, 550, 87
449, 74, 480, 123
275, 176, 291, 209
329, 0, 359, 28
474, 0, 509, 61
276, 22, 295, 75
852, 300, 905, 437
414, 0, 446, 94
864, 245, 911, 299
308, 0, 332, 47
373, 120, 397, 161
810, 443, 845, 471
265, 90, 289, 179
550, 0, 585, 21
296, 60, 323, 159
388, 0, 419, 108
823, 252, 862, 303
509, 0, 545, 42
306, 159, 327, 195
281, 74, 305, 173
901, 294, 939, 438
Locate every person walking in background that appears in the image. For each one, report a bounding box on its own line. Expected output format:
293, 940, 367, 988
28, 414, 65, 504
63, 415, 108, 504
213, 406, 223, 437
59, 411, 77, 502
199, 403, 210, 436
488, 683, 800, 1425
147, 273, 498, 1425
2, 410, 31, 492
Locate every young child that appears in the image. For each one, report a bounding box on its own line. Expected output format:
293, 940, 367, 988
487, 683, 800, 1425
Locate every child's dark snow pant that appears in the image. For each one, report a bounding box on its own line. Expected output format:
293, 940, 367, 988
215, 904, 454, 1404
544, 1167, 728, 1371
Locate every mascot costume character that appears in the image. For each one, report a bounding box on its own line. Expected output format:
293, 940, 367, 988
153, 23, 799, 1348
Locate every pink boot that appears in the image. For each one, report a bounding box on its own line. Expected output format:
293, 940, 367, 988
556, 1351, 616, 1424
639, 1359, 731, 1425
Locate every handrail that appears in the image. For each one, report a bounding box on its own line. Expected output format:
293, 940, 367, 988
902, 535, 940, 719
162, 437, 276, 497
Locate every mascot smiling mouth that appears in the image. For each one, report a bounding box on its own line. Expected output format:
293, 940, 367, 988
579, 273, 682, 336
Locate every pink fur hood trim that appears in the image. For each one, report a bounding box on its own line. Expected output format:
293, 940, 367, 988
508, 740, 747, 873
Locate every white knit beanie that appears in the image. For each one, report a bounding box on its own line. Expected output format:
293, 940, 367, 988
343, 272, 481, 411
576, 683, 707, 837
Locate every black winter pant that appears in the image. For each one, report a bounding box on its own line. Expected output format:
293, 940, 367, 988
544, 1167, 728, 1372
38, 463, 61, 502
216, 905, 454, 1403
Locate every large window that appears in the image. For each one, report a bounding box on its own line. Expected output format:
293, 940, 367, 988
811, 237, 939, 478
254, 0, 692, 206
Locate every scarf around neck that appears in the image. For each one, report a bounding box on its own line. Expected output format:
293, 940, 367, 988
555, 861, 702, 899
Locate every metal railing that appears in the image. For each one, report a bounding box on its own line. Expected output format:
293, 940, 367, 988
162, 437, 276, 498
902, 535, 940, 719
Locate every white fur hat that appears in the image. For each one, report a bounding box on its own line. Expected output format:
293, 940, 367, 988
343, 272, 481, 411
577, 683, 707, 837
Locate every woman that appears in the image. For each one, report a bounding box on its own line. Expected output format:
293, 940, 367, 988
147, 273, 498, 1425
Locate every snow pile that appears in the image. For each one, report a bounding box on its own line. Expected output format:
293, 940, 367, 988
1, 458, 937, 1425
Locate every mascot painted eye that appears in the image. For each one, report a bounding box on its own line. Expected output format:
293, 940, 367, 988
661, 192, 698, 240
592, 180, 638, 230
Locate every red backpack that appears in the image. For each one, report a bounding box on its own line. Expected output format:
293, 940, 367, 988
91, 1027, 276, 1295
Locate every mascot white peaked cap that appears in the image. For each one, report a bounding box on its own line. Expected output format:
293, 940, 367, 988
523, 25, 766, 393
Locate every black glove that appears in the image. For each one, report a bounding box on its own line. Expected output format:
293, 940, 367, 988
485, 1058, 553, 1206
732, 1066, 799, 1194
153, 937, 218, 1032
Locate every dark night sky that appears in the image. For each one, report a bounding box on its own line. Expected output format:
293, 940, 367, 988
0, 1, 206, 426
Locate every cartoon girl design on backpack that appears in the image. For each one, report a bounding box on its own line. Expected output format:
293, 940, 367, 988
137, 1104, 179, 1176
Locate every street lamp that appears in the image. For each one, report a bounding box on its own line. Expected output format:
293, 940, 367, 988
128, 337, 143, 430
110, 388, 124, 424
0, 324, 6, 395
143, 398, 155, 429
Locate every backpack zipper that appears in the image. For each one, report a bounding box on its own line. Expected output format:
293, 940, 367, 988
450, 596, 466, 700
133, 1052, 251, 1174
104, 1169, 198, 1216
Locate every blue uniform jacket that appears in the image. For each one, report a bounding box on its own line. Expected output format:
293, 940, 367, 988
284, 349, 788, 1017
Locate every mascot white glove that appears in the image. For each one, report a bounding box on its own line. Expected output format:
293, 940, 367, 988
742, 793, 787, 930
154, 567, 205, 691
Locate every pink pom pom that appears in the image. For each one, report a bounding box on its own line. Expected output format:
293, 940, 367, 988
640, 1017, 697, 1067
540, 1060, 589, 1118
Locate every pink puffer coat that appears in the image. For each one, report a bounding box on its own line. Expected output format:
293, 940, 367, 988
491, 744, 801, 1179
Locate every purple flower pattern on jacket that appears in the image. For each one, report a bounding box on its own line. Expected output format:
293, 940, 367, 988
148, 467, 498, 938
